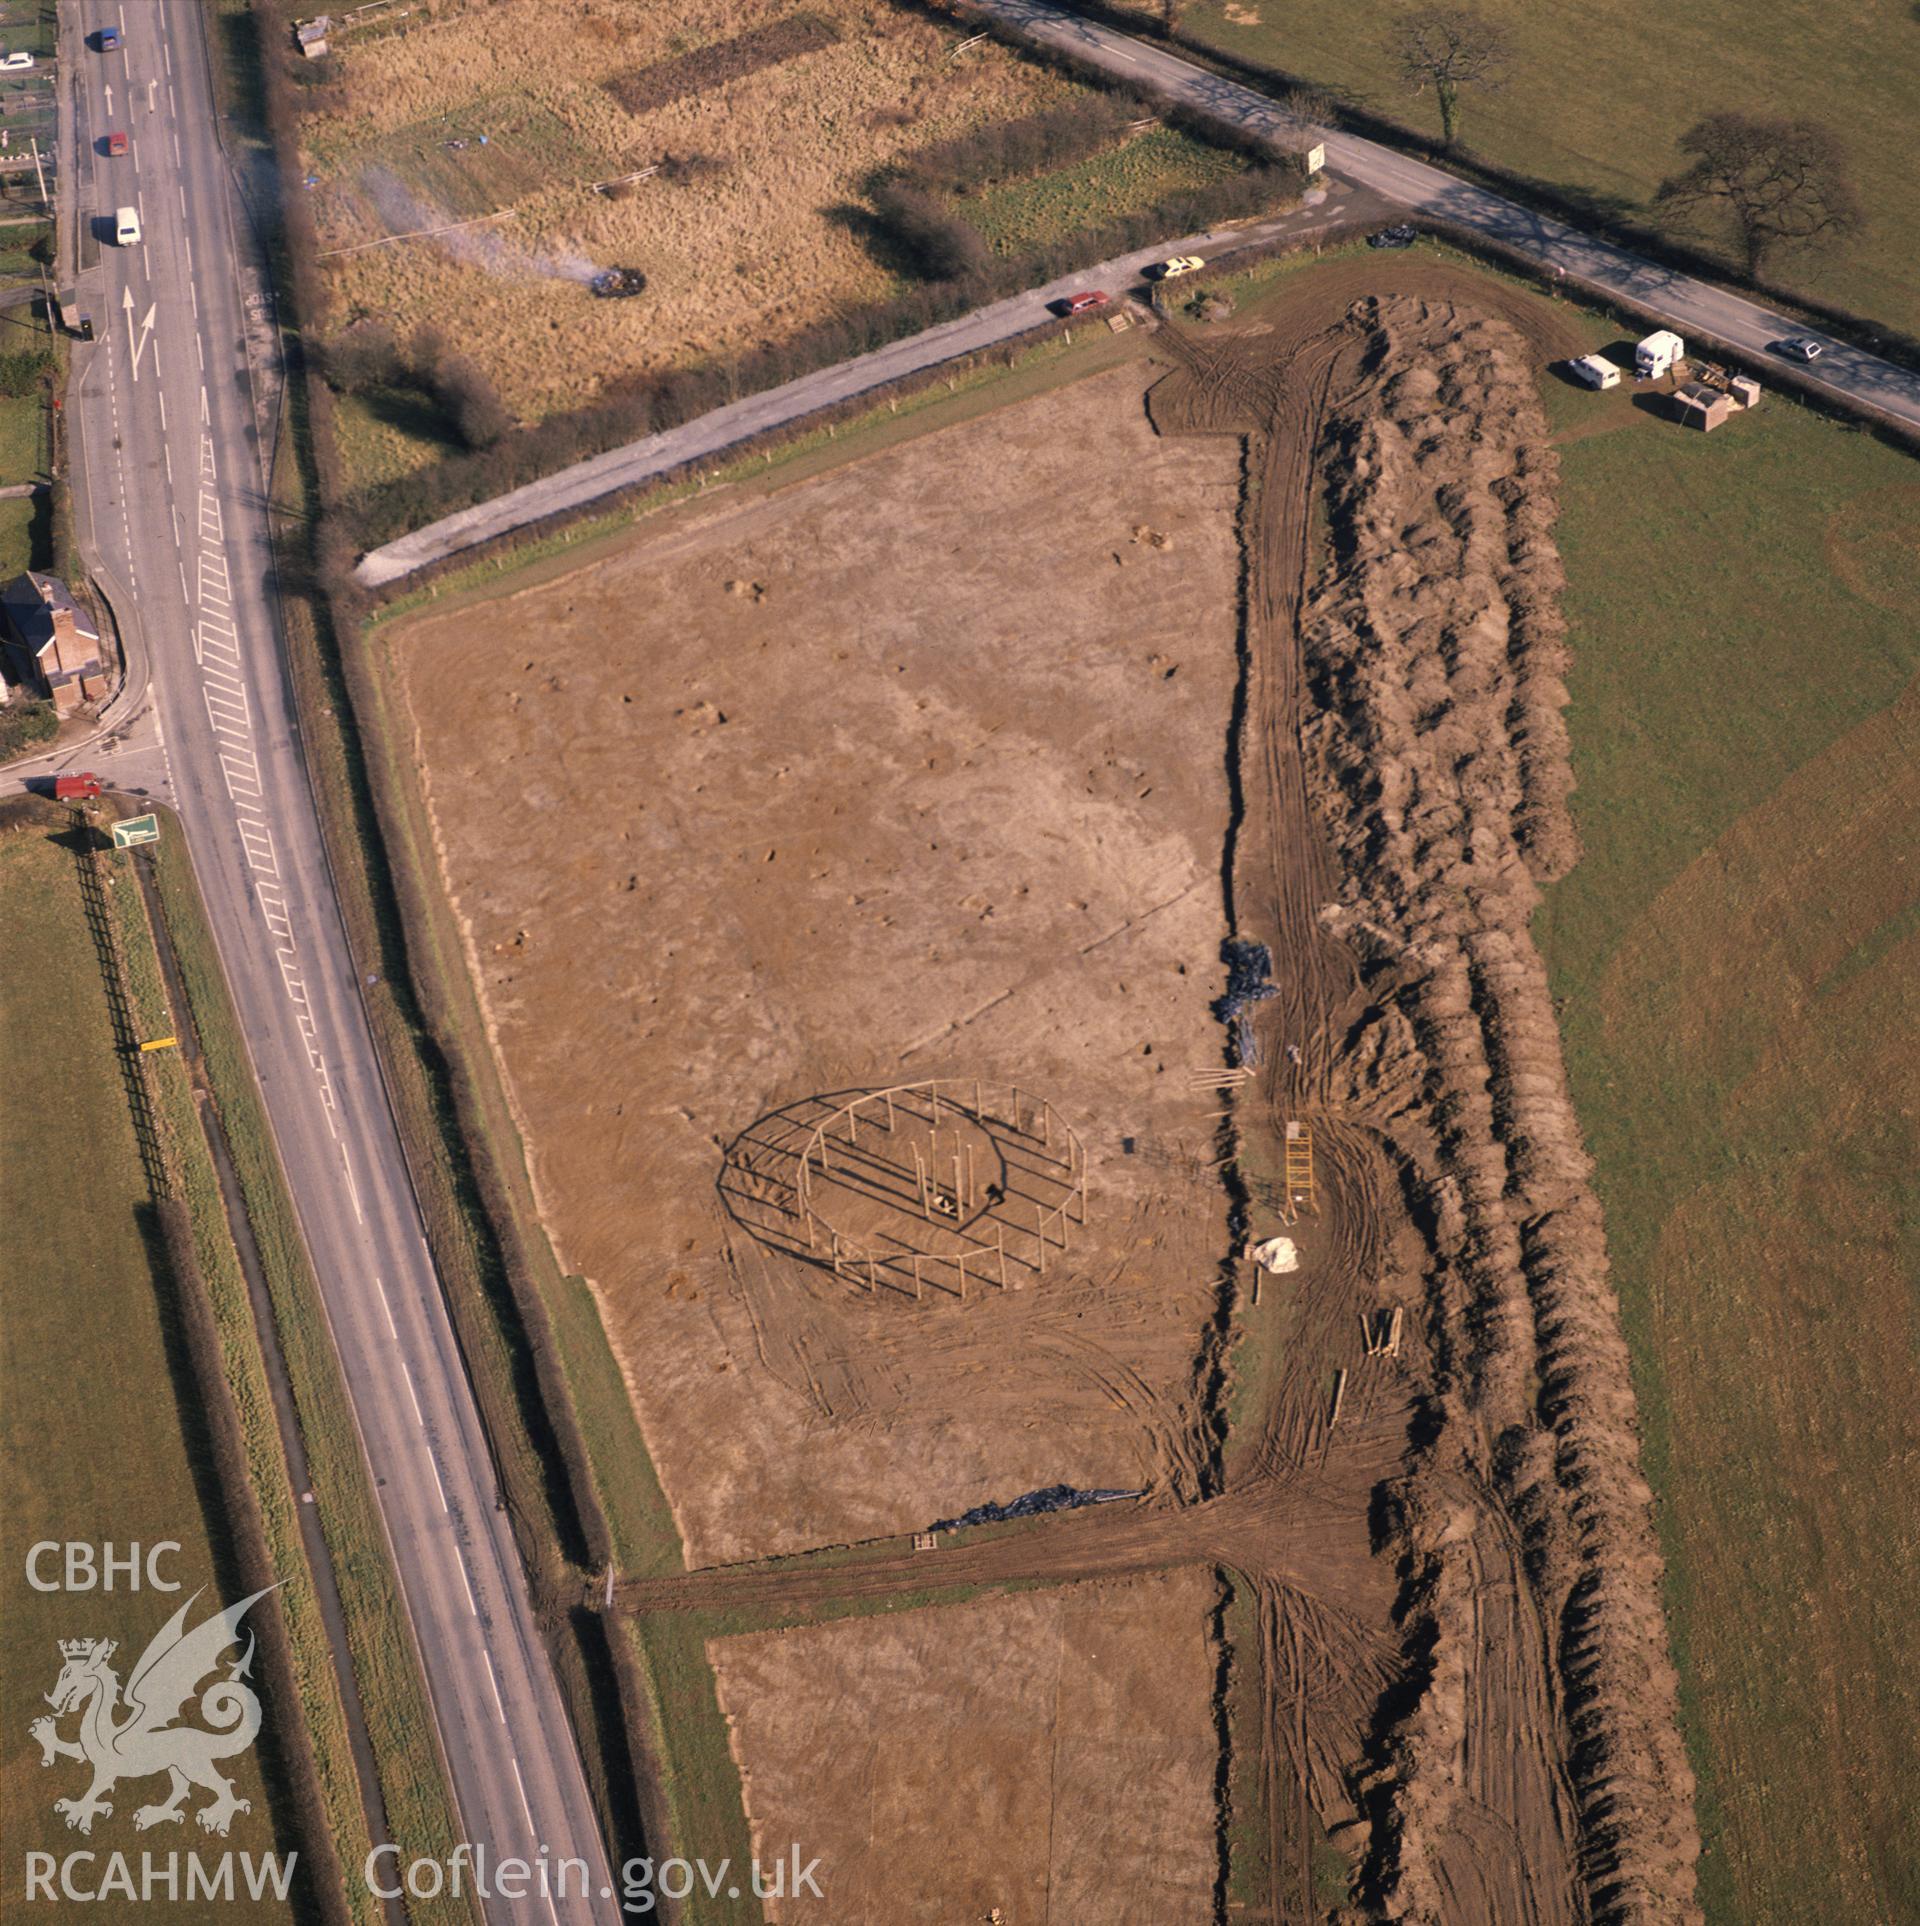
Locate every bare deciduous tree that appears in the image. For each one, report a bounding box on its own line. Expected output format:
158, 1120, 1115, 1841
1389, 8, 1511, 149
1655, 113, 1863, 276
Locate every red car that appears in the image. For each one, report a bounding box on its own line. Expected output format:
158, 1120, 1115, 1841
1052, 290, 1110, 317
106, 130, 128, 155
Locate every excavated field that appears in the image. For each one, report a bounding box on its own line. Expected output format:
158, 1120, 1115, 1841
394, 362, 1244, 1566
706, 1569, 1221, 1921
397, 255, 1701, 1923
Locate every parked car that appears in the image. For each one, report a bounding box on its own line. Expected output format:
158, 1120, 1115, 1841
106, 130, 128, 156
1368, 224, 1417, 249
0, 51, 34, 71
1146, 256, 1204, 281
1051, 290, 1110, 317
97, 25, 122, 50
1773, 337, 1824, 363
1566, 353, 1621, 391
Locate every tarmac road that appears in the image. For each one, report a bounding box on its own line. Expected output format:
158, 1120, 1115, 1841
356, 0, 1920, 590
45, 5, 616, 1916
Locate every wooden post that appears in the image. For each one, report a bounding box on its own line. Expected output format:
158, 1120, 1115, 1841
913, 1253, 923, 1300
1042, 1102, 1051, 1151
848, 1102, 859, 1148
1012, 1086, 1022, 1136
998, 1225, 1008, 1290
885, 1088, 896, 1133
1035, 1203, 1046, 1276
931, 1085, 941, 1129
973, 1077, 982, 1119
819, 1131, 832, 1176
952, 1151, 963, 1220
966, 1142, 976, 1211
831, 1231, 842, 1279
957, 1249, 967, 1300
867, 1251, 878, 1294
1329, 1368, 1347, 1430
914, 1145, 930, 1219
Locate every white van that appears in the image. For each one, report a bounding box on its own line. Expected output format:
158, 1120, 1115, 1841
114, 205, 140, 246
1568, 353, 1620, 391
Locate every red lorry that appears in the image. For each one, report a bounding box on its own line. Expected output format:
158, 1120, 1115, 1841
53, 772, 103, 801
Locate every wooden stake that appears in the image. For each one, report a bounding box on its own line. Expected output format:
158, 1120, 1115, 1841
913, 1253, 923, 1300
867, 1251, 878, 1294
1329, 1368, 1348, 1430
1388, 1305, 1404, 1358
914, 1145, 930, 1219
848, 1102, 859, 1148
957, 1249, 967, 1300
885, 1088, 896, 1133
966, 1141, 976, 1211
998, 1225, 1008, 1290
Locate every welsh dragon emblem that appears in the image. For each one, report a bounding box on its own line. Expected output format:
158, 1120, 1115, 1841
29, 1587, 273, 1836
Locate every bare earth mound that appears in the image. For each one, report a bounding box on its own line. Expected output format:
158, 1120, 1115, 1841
1297, 297, 1702, 1922
396, 364, 1242, 1564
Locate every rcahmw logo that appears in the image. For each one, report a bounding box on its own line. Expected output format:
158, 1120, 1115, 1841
20, 1545, 298, 1904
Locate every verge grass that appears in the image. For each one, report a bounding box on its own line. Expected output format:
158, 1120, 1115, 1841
143, 820, 470, 1922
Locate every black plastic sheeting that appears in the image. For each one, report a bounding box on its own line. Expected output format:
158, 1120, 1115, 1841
930, 1484, 1141, 1535
1213, 937, 1279, 1066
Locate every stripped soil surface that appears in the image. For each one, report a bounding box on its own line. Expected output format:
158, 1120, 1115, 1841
400, 255, 1698, 1921
605, 261, 1699, 1924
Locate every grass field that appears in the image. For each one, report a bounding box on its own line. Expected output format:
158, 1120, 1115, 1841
1145, 0, 1920, 334
0, 823, 305, 1918
303, 0, 1080, 438
1531, 318, 1920, 1919
965, 122, 1248, 253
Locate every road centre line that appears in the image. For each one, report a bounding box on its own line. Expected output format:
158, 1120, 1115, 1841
510, 1759, 536, 1834
375, 1274, 398, 1340
484, 1649, 507, 1724
402, 1364, 424, 1428
339, 1144, 364, 1225
427, 1449, 450, 1517
457, 1554, 478, 1617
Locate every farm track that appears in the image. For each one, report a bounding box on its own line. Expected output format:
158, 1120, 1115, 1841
609, 260, 1695, 1925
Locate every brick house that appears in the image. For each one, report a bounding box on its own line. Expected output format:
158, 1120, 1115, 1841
2, 572, 108, 712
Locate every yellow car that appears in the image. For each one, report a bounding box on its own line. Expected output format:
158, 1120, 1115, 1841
1147, 256, 1204, 281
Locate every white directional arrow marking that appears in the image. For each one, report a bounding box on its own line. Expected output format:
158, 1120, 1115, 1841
147, 78, 156, 113
125, 291, 157, 381
104, 83, 113, 118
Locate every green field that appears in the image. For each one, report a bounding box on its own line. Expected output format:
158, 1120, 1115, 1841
964, 123, 1250, 253
1533, 311, 1920, 1917
0, 825, 303, 1918
1157, 0, 1920, 333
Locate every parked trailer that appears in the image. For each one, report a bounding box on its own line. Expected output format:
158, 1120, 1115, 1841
54, 773, 103, 801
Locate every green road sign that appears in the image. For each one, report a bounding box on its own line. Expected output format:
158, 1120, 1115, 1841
112, 814, 160, 849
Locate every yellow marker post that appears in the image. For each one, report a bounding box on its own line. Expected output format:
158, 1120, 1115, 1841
139, 1037, 178, 1053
